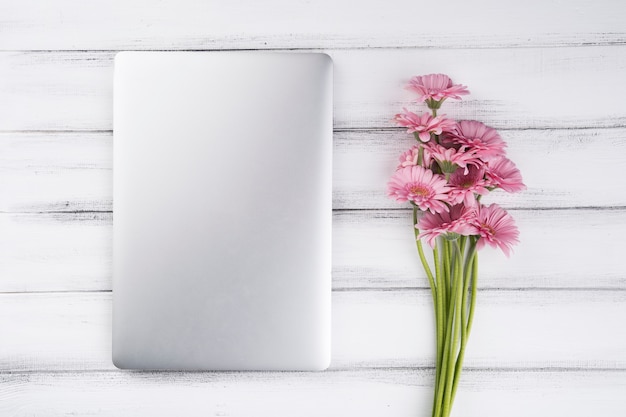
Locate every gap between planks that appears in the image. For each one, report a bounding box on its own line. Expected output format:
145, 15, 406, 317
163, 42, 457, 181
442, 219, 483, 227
0, 39, 619, 51
2, 287, 626, 296
2, 206, 625, 215
3, 366, 626, 376
1, 36, 626, 52
2, 124, 626, 134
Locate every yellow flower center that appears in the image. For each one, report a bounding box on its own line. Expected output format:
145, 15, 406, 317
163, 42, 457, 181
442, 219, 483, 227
460, 180, 474, 189
410, 185, 430, 197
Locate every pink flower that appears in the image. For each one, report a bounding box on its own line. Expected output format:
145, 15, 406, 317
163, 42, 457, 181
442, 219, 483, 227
406, 74, 469, 103
397, 145, 434, 169
417, 205, 478, 248
447, 120, 506, 159
447, 165, 490, 207
393, 109, 456, 142
426, 143, 481, 174
473, 204, 520, 256
485, 156, 526, 193
387, 165, 450, 213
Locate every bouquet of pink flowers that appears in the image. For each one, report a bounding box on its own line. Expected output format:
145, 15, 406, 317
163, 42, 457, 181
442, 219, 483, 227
387, 74, 525, 417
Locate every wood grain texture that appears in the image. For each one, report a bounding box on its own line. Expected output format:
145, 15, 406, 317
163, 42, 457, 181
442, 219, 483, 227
335, 127, 626, 209
0, 212, 111, 293
2, 208, 624, 293
1, 369, 625, 417
1, 0, 625, 50
0, 132, 112, 213
332, 209, 626, 290
1, 290, 625, 373
2, 47, 626, 131
3, 128, 626, 213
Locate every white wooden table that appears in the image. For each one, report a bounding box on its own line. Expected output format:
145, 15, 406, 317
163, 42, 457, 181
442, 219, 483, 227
1, 1, 626, 415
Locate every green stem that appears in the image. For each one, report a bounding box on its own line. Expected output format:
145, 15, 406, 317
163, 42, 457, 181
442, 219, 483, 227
413, 207, 436, 299
432, 238, 447, 416
433, 241, 443, 385
441, 242, 464, 417
442, 240, 450, 319
459, 235, 467, 258
412, 206, 441, 417
433, 241, 460, 417
433, 238, 449, 417
448, 242, 457, 305
467, 250, 478, 336
449, 239, 477, 409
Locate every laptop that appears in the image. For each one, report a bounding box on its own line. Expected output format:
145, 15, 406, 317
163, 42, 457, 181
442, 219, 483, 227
112, 52, 332, 371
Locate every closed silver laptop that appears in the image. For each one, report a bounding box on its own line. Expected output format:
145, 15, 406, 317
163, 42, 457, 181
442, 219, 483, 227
113, 52, 332, 371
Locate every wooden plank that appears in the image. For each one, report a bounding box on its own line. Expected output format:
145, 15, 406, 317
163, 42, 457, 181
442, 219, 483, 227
332, 208, 626, 290
2, 128, 626, 213
0, 52, 114, 131
0, 290, 625, 373
334, 128, 626, 210
1, 368, 625, 417
2, 47, 626, 131
1, 0, 625, 50
0, 132, 112, 213
1, 208, 624, 293
0, 213, 111, 293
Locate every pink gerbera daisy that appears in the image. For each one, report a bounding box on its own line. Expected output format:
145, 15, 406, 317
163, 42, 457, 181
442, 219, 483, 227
393, 109, 456, 142
485, 156, 526, 193
447, 165, 490, 207
397, 145, 434, 170
387, 165, 450, 213
406, 74, 469, 103
417, 204, 478, 248
447, 120, 507, 159
426, 143, 482, 174
473, 204, 520, 257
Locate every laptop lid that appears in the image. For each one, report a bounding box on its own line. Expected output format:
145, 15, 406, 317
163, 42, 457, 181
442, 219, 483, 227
112, 52, 332, 371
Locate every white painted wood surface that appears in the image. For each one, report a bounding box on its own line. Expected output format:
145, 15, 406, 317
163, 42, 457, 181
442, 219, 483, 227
1, 0, 625, 50
1, 1, 626, 416
2, 370, 625, 417
2, 209, 625, 293
2, 290, 626, 372
3, 128, 626, 213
